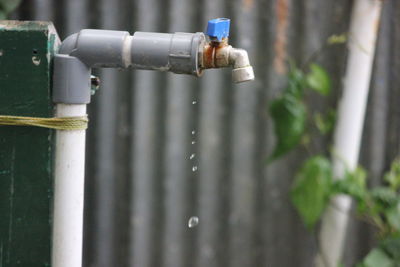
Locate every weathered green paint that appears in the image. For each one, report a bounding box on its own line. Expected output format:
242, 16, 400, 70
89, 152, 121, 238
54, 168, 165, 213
0, 21, 59, 266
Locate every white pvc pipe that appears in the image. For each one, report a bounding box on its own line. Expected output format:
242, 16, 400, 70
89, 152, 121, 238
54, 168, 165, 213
316, 1, 382, 266
52, 104, 87, 267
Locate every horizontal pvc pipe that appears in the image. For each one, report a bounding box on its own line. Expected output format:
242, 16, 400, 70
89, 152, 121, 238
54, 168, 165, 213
57, 30, 204, 74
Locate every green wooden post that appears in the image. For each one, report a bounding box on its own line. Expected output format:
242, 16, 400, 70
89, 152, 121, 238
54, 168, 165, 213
0, 21, 59, 266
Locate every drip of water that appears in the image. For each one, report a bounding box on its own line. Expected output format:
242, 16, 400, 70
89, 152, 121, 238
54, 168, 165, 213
188, 98, 199, 230
188, 216, 199, 228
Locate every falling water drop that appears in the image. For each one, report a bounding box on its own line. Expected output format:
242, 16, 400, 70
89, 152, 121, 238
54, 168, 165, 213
188, 216, 199, 228
192, 100, 197, 105
191, 141, 196, 145
191, 130, 195, 135
189, 154, 195, 160
192, 166, 198, 172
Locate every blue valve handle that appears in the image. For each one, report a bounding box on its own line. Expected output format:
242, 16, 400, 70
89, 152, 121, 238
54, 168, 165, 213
206, 18, 230, 41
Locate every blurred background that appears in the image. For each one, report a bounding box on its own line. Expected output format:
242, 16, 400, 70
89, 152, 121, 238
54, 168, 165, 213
5, 0, 400, 266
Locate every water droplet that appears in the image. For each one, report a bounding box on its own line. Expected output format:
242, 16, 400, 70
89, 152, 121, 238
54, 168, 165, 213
189, 154, 195, 160
192, 101, 197, 105
191, 130, 195, 135
191, 141, 196, 145
188, 216, 199, 228
192, 166, 198, 172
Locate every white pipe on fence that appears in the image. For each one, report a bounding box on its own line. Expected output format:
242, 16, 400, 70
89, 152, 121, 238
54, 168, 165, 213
52, 104, 87, 267
316, 0, 382, 266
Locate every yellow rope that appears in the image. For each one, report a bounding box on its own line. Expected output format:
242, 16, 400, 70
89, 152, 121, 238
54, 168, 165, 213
0, 115, 88, 130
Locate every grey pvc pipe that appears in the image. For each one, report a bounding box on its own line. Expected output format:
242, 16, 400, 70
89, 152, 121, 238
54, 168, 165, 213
53, 29, 205, 104
131, 32, 204, 75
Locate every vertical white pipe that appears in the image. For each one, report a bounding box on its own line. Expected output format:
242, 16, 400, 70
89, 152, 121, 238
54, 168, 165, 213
316, 0, 382, 266
52, 104, 87, 267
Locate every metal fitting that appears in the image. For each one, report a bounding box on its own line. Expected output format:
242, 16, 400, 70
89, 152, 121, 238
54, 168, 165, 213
228, 48, 255, 83
90, 75, 100, 95
201, 42, 255, 83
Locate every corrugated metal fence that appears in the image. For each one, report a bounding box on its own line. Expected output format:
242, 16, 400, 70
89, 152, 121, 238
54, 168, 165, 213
10, 0, 400, 266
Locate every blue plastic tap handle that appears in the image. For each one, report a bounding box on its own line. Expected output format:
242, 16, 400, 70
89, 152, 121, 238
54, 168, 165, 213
206, 18, 230, 41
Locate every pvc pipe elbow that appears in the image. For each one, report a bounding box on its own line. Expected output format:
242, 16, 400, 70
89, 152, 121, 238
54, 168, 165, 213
58, 29, 132, 68
58, 33, 78, 55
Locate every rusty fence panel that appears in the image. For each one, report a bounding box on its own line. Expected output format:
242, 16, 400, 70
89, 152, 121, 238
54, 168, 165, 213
11, 0, 399, 266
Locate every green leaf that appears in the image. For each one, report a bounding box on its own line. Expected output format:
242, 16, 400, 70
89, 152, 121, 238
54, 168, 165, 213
333, 166, 367, 201
349, 167, 367, 188
314, 109, 336, 135
291, 156, 332, 230
362, 248, 395, 267
384, 159, 400, 191
269, 95, 306, 160
386, 203, 400, 231
0, 0, 21, 15
327, 33, 347, 45
380, 238, 400, 262
371, 187, 398, 208
306, 63, 331, 96
0, 10, 6, 20
285, 66, 306, 98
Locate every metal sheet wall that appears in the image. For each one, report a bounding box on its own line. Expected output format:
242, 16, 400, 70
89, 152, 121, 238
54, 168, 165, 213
12, 0, 399, 266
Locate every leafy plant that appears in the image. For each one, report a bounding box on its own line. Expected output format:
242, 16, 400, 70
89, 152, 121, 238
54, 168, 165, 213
0, 0, 21, 19
269, 94, 306, 160
291, 156, 332, 230
268, 62, 331, 161
314, 110, 336, 135
306, 63, 331, 96
268, 33, 400, 266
